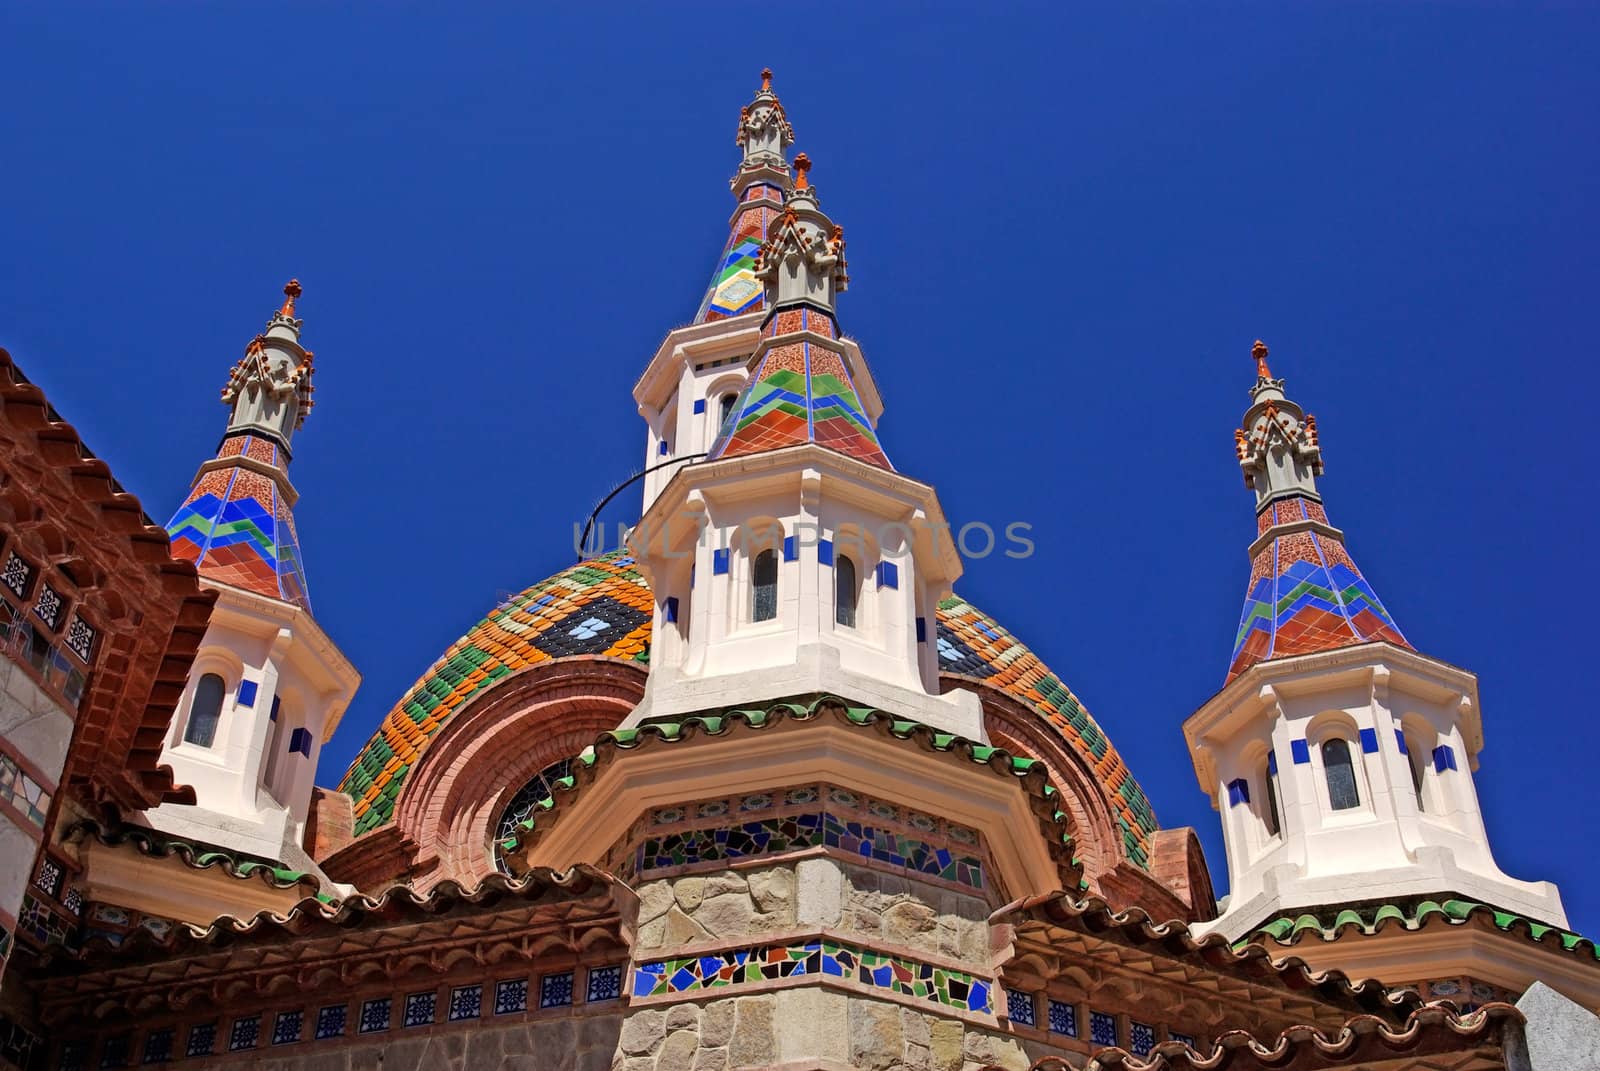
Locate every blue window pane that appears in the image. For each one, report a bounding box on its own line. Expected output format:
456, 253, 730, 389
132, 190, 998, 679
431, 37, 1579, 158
184, 674, 225, 747
1323, 738, 1361, 810
752, 551, 778, 623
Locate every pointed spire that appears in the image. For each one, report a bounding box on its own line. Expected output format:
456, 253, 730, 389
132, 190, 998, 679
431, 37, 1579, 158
753, 152, 849, 312
1251, 338, 1272, 379
694, 69, 797, 323
1227, 341, 1408, 681
166, 281, 317, 609
278, 278, 302, 318
707, 155, 888, 470
735, 67, 795, 173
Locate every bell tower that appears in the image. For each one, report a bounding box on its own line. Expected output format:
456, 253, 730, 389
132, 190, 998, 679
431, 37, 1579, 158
128, 281, 360, 906
626, 151, 977, 738
1184, 342, 1566, 972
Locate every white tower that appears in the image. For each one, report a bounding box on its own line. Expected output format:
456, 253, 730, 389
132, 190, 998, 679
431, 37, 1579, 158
1185, 342, 1565, 945
142, 282, 359, 893
627, 153, 978, 738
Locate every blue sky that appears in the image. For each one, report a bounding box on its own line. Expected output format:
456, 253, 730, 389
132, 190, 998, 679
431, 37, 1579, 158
4, 4, 1597, 932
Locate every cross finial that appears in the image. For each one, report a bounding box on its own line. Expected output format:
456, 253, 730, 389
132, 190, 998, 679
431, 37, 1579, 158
1252, 339, 1272, 379
793, 152, 811, 190
761, 68, 773, 92
280, 279, 303, 318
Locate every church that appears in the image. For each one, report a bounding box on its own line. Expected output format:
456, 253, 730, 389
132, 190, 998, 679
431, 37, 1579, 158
0, 70, 1593, 1070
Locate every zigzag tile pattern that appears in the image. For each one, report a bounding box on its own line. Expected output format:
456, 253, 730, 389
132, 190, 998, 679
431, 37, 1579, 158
340, 551, 652, 833
710, 310, 891, 470
1228, 495, 1408, 682
695, 192, 781, 322
935, 595, 1158, 869
340, 551, 1160, 873
165, 434, 310, 609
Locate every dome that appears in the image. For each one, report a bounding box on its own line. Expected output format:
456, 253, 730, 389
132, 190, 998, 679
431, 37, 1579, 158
337, 549, 1159, 866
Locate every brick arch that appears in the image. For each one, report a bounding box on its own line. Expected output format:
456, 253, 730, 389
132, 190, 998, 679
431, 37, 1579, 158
973, 686, 1208, 920
971, 687, 1125, 889
390, 656, 646, 891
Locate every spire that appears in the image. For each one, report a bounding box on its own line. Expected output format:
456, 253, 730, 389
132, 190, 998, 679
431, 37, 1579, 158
1227, 341, 1407, 680
694, 69, 796, 322
707, 155, 889, 469
166, 281, 316, 609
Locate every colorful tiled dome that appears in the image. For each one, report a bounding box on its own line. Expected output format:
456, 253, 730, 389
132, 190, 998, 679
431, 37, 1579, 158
337, 550, 1160, 868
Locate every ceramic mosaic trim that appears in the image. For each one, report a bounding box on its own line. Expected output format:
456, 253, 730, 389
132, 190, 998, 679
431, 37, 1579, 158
633, 937, 993, 1014
632, 810, 985, 891
16, 893, 73, 949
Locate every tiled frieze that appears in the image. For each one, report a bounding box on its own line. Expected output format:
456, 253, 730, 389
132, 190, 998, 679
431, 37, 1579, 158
1001, 987, 1207, 1060
618, 782, 988, 893
53, 962, 629, 1067
632, 937, 994, 1014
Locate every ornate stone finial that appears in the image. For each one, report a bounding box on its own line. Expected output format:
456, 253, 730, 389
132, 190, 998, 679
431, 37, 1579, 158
793, 153, 811, 190
761, 67, 773, 93
1252, 339, 1272, 380
280, 279, 303, 318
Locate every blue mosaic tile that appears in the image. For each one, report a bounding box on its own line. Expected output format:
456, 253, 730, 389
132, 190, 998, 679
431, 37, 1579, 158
359, 998, 391, 1034
634, 937, 992, 1013
1005, 988, 1036, 1027
587, 965, 623, 1003
449, 985, 482, 1022
1130, 1021, 1155, 1057
315, 1005, 347, 1040
540, 971, 574, 1009
1048, 999, 1077, 1037
227, 1015, 260, 1052
404, 992, 436, 1028
185, 1023, 216, 1058
495, 978, 528, 1015
1090, 1011, 1117, 1047
271, 1010, 302, 1045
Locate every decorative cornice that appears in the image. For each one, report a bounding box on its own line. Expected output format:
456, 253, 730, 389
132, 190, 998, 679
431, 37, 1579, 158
1068, 1002, 1520, 1070
499, 696, 1085, 891
1246, 516, 1345, 559
993, 891, 1424, 1024
188, 453, 299, 506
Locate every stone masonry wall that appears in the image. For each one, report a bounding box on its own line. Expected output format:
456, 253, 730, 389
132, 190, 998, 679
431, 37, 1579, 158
623, 857, 1050, 1070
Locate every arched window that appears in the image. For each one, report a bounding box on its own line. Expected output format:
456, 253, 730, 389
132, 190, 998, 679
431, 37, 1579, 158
184, 673, 225, 747
1322, 738, 1361, 810
1406, 733, 1428, 812
718, 393, 738, 429
1263, 759, 1283, 837
752, 549, 778, 622
262, 697, 286, 799
494, 759, 574, 873
835, 555, 858, 628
